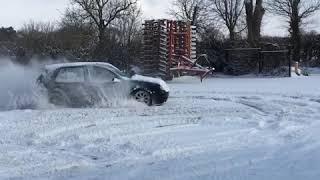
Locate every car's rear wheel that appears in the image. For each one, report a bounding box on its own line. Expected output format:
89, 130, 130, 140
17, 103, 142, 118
134, 90, 152, 105
49, 90, 71, 107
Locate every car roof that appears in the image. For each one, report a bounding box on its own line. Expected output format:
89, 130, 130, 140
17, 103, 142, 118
44, 62, 119, 72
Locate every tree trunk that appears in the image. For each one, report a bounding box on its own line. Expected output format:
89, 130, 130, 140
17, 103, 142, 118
245, 1, 254, 46
292, 32, 301, 63
94, 26, 106, 59
291, 17, 301, 62
252, 0, 264, 43
245, 0, 265, 47
291, 3, 301, 63
98, 26, 105, 45
245, 1, 255, 46
191, 5, 199, 26
229, 27, 236, 40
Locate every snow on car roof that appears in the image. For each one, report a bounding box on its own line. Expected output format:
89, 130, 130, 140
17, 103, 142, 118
45, 62, 119, 72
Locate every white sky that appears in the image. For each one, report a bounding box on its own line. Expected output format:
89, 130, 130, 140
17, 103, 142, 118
0, 0, 318, 36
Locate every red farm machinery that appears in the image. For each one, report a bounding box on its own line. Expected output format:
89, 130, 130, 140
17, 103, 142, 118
140, 19, 214, 81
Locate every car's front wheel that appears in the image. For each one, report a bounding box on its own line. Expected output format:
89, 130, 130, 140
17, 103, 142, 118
133, 90, 152, 105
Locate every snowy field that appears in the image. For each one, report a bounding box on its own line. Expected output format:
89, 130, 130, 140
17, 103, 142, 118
1, 72, 320, 179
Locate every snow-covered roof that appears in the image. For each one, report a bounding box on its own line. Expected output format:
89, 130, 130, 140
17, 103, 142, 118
44, 62, 119, 72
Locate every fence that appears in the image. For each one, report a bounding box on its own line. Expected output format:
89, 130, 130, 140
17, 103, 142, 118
225, 48, 291, 77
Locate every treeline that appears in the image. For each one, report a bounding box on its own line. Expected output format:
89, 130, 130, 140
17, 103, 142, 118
0, 0, 143, 70
0, 0, 320, 70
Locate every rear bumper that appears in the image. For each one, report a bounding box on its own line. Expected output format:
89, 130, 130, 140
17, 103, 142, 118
153, 90, 169, 105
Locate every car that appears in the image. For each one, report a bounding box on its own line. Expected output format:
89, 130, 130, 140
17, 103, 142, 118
37, 62, 170, 107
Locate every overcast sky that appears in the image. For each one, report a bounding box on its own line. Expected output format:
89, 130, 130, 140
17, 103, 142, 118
0, 0, 318, 36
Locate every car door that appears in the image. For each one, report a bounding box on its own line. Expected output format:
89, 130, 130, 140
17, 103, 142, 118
53, 66, 89, 106
87, 66, 124, 102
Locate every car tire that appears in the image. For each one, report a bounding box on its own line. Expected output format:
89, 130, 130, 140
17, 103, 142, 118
133, 89, 152, 106
49, 90, 71, 107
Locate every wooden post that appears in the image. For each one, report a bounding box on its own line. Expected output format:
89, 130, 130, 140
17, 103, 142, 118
258, 50, 262, 74
288, 46, 292, 77
225, 50, 229, 64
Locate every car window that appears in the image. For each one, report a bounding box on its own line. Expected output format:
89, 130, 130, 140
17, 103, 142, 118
55, 67, 85, 83
88, 66, 116, 83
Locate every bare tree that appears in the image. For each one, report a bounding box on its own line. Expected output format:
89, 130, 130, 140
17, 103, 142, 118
109, 7, 142, 69
21, 21, 56, 35
70, 0, 138, 56
170, 0, 210, 27
268, 0, 320, 62
245, 0, 265, 47
115, 7, 142, 47
59, 8, 97, 59
211, 0, 245, 40
19, 21, 58, 55
61, 7, 95, 30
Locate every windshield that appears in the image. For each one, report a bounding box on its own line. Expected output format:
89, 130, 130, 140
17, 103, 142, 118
108, 65, 128, 77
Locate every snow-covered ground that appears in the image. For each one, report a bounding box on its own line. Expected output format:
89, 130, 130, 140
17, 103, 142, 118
1, 73, 320, 180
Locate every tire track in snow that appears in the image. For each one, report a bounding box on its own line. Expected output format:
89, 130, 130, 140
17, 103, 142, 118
2, 76, 320, 179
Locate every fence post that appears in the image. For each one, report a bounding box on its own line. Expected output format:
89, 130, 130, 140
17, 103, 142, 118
225, 49, 229, 63
258, 50, 262, 74
288, 46, 292, 77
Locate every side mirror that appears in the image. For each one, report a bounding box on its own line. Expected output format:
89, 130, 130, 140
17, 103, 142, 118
112, 78, 121, 83
129, 70, 136, 77
129, 66, 141, 77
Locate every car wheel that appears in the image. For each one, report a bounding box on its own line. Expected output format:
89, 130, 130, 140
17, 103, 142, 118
49, 91, 70, 107
134, 90, 152, 105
